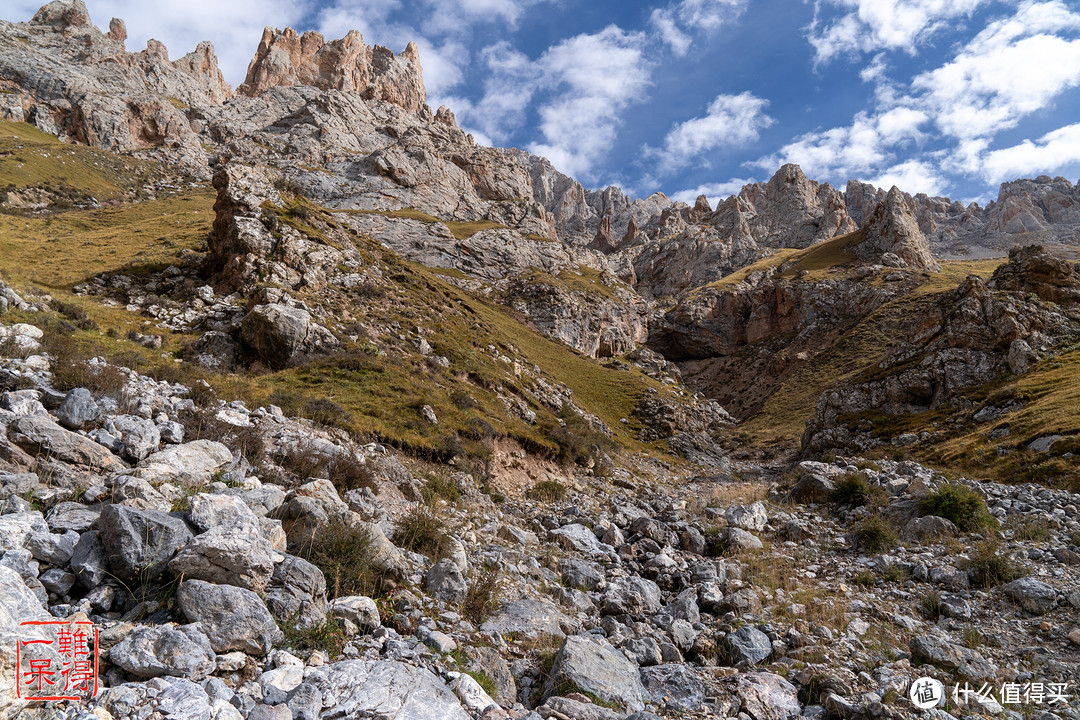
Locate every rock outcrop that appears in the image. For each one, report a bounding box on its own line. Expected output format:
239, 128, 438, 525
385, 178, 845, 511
804, 245, 1080, 451
0, 0, 230, 166
856, 186, 940, 272
238, 27, 426, 113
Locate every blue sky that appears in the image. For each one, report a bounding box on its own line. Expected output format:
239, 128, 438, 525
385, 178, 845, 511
10, 0, 1080, 205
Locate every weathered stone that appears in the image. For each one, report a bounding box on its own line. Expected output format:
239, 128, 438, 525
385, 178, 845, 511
305, 659, 471, 720
137, 440, 234, 487
109, 414, 161, 462
266, 553, 328, 629
168, 525, 277, 592
723, 672, 801, 720
601, 576, 663, 616
480, 597, 579, 640
721, 626, 773, 665
176, 579, 282, 654
56, 388, 101, 430
426, 559, 467, 605
1003, 577, 1058, 615
109, 624, 217, 680
541, 634, 645, 713
10, 415, 122, 471
640, 664, 708, 713
241, 303, 339, 369
98, 504, 194, 582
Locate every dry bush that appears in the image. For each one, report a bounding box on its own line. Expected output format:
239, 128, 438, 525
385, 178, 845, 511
392, 507, 450, 560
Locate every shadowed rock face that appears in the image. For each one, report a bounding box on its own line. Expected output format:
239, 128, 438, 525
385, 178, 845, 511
238, 27, 426, 113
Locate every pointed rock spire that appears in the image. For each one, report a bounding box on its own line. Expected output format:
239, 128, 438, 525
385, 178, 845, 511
858, 186, 940, 272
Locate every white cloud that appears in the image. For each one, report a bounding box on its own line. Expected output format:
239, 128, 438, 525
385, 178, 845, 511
756, 109, 926, 180
980, 123, 1080, 183
524, 25, 653, 179
808, 0, 988, 64
651, 0, 747, 56
651, 92, 774, 173
420, 0, 550, 36
671, 177, 757, 204
864, 160, 948, 196
912, 1, 1080, 141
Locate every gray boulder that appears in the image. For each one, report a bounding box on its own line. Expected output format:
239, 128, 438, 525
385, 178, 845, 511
640, 664, 708, 712
241, 303, 339, 370
188, 493, 259, 531
56, 388, 101, 430
1003, 577, 1058, 615
98, 505, 194, 582
137, 440, 234, 488
265, 554, 329, 629
168, 525, 277, 592
109, 414, 161, 462
10, 415, 122, 471
25, 528, 79, 566
305, 659, 471, 720
601, 576, 663, 616
426, 559, 467, 605
541, 634, 645, 712
481, 597, 580, 641
70, 530, 109, 588
176, 579, 282, 654
722, 672, 802, 720
45, 501, 101, 533
109, 624, 217, 680
558, 558, 605, 591
721, 626, 773, 665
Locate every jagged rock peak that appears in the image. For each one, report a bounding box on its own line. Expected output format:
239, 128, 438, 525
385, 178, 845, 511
238, 26, 426, 113
858, 186, 940, 272
31, 0, 91, 28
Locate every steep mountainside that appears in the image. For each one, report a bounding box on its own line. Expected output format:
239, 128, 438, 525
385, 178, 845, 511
1, 4, 1080, 720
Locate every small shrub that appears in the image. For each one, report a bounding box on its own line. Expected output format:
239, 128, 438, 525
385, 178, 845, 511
830, 472, 883, 507
850, 516, 898, 554
965, 540, 1020, 588
280, 440, 332, 481
328, 453, 377, 494
52, 300, 97, 331
422, 472, 461, 504
921, 591, 941, 621
301, 520, 386, 598
919, 484, 997, 532
392, 508, 450, 560
465, 670, 497, 699
279, 614, 347, 656
43, 332, 127, 395
302, 397, 352, 430
703, 527, 729, 557
462, 564, 500, 625
527, 479, 568, 503
450, 389, 478, 409
1003, 515, 1052, 542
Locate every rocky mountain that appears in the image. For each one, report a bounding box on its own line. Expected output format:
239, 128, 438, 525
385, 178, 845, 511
1, 2, 1080, 720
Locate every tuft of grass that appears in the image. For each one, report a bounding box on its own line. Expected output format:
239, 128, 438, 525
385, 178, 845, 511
527, 479, 568, 503
462, 564, 500, 625
300, 520, 387, 599
392, 507, 450, 560
965, 539, 1021, 588
850, 516, 898, 555
921, 591, 941, 621
422, 471, 462, 504
1002, 515, 1053, 542
919, 483, 997, 532
830, 471, 884, 507
279, 613, 347, 656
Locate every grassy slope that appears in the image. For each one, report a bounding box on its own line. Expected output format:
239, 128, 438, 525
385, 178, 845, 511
0, 121, 664, 465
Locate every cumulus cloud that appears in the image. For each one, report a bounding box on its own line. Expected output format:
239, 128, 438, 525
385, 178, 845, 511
524, 26, 654, 179
980, 123, 1080, 183
912, 1, 1080, 141
808, 0, 988, 64
756, 108, 926, 181
671, 177, 757, 204
651, 0, 748, 56
650, 92, 774, 173
864, 160, 948, 196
